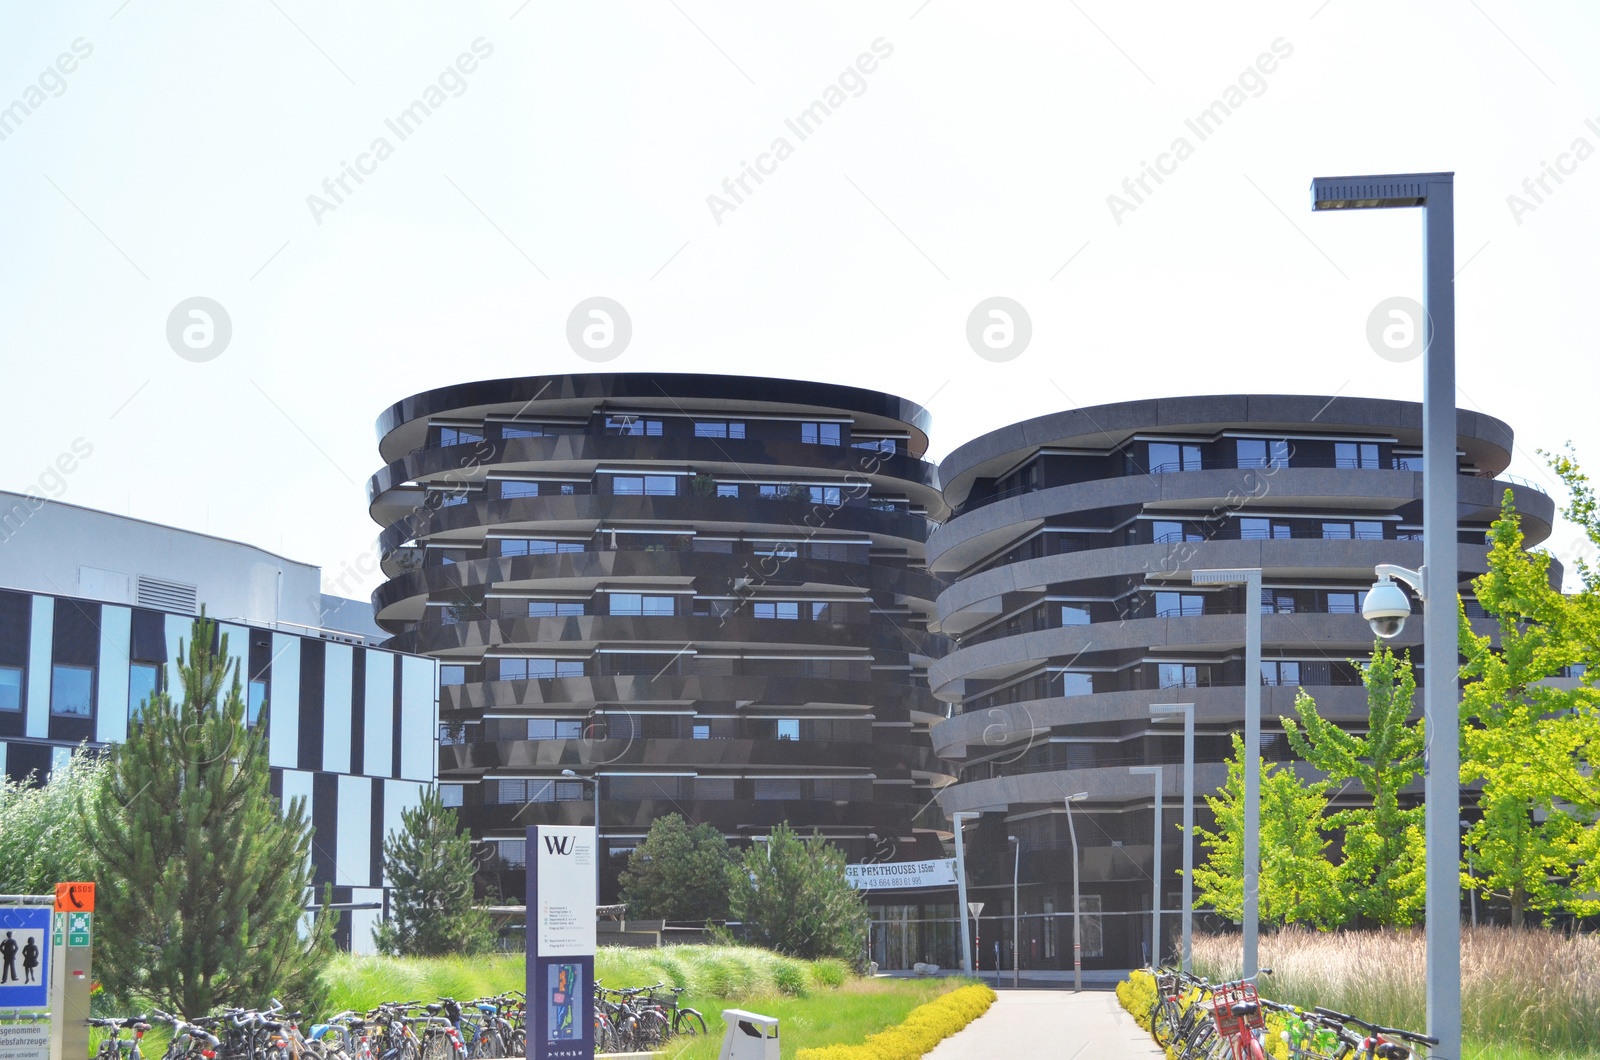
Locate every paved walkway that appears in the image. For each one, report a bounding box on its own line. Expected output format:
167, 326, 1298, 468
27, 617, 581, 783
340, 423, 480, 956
926, 989, 1164, 1060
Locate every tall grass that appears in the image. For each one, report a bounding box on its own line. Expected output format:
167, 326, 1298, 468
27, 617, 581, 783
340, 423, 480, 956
322, 945, 849, 1014
1190, 926, 1600, 1054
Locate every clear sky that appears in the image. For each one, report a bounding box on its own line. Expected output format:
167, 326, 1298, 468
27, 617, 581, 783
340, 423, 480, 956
2, 1, 1596, 605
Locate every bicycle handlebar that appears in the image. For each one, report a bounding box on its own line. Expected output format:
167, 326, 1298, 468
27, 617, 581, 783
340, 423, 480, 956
1313, 1007, 1440, 1045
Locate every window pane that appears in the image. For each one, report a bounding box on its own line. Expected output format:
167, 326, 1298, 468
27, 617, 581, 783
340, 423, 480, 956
613, 477, 643, 495
247, 678, 266, 726
501, 481, 539, 498
645, 476, 677, 496
1152, 521, 1183, 543
775, 719, 799, 741
1326, 592, 1357, 614
1059, 672, 1094, 697
129, 663, 159, 722
1240, 518, 1269, 540
716, 483, 739, 498
51, 665, 93, 717
1236, 439, 1266, 469
0, 666, 22, 711
610, 594, 643, 616
439, 784, 464, 808
1354, 521, 1384, 540
1322, 523, 1353, 540
643, 596, 675, 616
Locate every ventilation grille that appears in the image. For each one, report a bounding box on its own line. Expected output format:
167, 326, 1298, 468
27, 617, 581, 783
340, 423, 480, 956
136, 575, 198, 614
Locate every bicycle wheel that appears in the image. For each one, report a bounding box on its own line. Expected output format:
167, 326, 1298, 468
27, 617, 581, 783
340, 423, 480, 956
1152, 999, 1175, 1045
672, 1010, 706, 1038
419, 1035, 454, 1060
634, 1012, 669, 1049
592, 1015, 613, 1055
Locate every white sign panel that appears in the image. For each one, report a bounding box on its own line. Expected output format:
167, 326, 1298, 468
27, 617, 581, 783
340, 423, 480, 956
846, 859, 959, 890
535, 825, 597, 956
0, 1024, 50, 1060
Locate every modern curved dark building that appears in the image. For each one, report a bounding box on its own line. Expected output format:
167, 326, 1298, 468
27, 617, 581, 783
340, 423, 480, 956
926, 395, 1555, 969
366, 374, 954, 901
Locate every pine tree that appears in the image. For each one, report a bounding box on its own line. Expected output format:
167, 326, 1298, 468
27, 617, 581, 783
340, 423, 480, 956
1192, 734, 1344, 928
618, 813, 732, 921
1284, 646, 1427, 926
728, 823, 867, 963
86, 612, 333, 1014
374, 787, 491, 956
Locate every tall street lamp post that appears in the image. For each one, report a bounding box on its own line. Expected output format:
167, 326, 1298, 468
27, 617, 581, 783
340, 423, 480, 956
950, 810, 979, 974
1152, 703, 1195, 971
1129, 766, 1164, 969
1312, 171, 1460, 1060
1063, 792, 1088, 991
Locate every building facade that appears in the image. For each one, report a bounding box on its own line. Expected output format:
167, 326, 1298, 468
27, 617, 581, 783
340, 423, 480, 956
926, 395, 1555, 969
0, 495, 438, 952
366, 374, 955, 905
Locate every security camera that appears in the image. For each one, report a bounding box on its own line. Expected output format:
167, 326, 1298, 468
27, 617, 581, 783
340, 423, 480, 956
1362, 575, 1412, 639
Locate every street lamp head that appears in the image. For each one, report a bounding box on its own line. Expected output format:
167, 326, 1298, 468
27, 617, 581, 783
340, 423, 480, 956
1065, 792, 1088, 803
1363, 574, 1413, 639
1008, 835, 1019, 843
1310, 172, 1451, 210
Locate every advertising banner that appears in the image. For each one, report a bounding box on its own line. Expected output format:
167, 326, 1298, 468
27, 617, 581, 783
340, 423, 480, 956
845, 859, 959, 891
527, 826, 596, 1060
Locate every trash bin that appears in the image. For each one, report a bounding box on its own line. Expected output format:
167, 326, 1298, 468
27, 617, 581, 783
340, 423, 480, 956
717, 1009, 779, 1060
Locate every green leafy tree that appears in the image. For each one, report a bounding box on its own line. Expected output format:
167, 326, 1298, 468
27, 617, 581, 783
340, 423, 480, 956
374, 787, 492, 955
86, 613, 334, 1013
728, 823, 867, 962
1192, 734, 1345, 928
1459, 491, 1600, 925
618, 813, 733, 921
1284, 646, 1427, 926
0, 747, 105, 894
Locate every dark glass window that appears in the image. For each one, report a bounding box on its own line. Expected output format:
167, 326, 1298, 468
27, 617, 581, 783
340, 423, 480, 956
437, 426, 482, 447
1152, 520, 1202, 544
527, 601, 585, 618
1154, 592, 1204, 618
499, 658, 585, 680
501, 481, 539, 499
1321, 522, 1353, 540
127, 662, 159, 722
1262, 661, 1302, 686
50, 665, 93, 717
605, 416, 662, 436
1237, 439, 1290, 469
501, 538, 585, 556
753, 602, 800, 620
694, 421, 746, 439
613, 475, 677, 496
608, 594, 675, 617
1148, 442, 1202, 473
497, 839, 526, 867
1354, 521, 1384, 541
809, 486, 842, 506
1335, 442, 1381, 469
775, 719, 799, 741
716, 484, 739, 498
0, 666, 20, 711
754, 778, 803, 800
1239, 518, 1291, 540
800, 422, 841, 445
1158, 663, 1209, 689
1326, 592, 1362, 614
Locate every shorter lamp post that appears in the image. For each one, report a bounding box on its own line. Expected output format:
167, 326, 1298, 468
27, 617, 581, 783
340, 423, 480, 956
1151, 703, 1194, 971
951, 810, 980, 974
1064, 791, 1089, 991
1009, 835, 1021, 989
560, 768, 601, 904
1129, 766, 1164, 969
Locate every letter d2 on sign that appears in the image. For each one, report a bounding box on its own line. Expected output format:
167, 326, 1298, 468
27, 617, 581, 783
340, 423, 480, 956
526, 825, 596, 1060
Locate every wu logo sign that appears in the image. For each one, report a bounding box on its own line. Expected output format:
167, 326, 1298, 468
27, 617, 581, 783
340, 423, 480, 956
544, 836, 574, 855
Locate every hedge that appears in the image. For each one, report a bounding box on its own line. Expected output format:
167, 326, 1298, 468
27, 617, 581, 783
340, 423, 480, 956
795, 983, 997, 1060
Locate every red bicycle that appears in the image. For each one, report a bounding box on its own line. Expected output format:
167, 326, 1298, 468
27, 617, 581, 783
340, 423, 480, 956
1209, 970, 1273, 1059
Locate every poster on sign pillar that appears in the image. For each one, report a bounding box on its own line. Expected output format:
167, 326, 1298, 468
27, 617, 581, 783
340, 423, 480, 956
527, 825, 596, 1060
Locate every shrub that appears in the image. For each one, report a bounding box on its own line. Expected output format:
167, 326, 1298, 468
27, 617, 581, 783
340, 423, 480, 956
1116, 968, 1158, 1034
795, 983, 996, 1060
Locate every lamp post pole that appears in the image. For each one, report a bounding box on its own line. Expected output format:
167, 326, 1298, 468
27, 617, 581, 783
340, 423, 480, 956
1063, 792, 1088, 992
1313, 172, 1460, 1060
561, 769, 601, 903
1130, 766, 1164, 969
951, 811, 978, 974
1152, 703, 1194, 971
1009, 836, 1020, 988
1189, 568, 1262, 976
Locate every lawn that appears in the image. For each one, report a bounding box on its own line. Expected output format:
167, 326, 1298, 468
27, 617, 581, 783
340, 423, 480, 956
322, 946, 967, 1060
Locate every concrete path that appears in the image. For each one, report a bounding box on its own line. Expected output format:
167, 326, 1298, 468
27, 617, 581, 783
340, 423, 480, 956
926, 988, 1164, 1060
